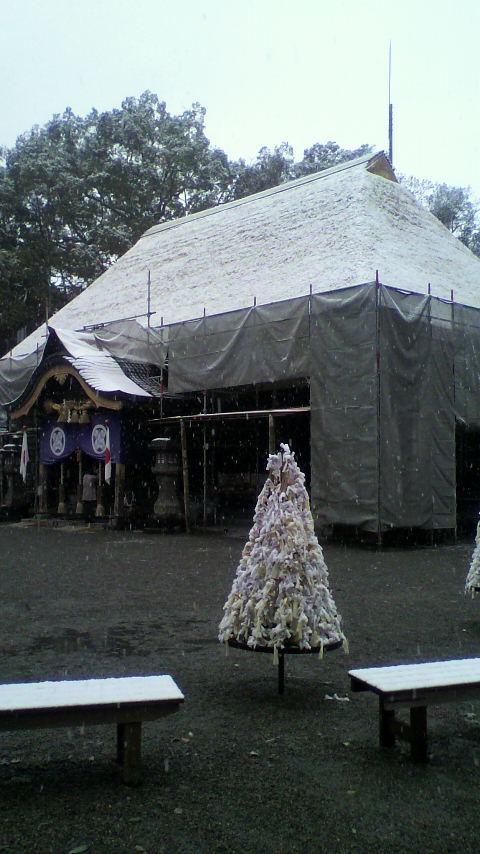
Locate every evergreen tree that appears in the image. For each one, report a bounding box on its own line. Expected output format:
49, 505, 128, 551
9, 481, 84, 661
0, 93, 233, 350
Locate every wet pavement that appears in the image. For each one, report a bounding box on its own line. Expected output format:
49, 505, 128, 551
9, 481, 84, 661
1, 523, 480, 853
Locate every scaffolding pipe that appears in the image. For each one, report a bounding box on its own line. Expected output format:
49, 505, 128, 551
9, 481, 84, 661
180, 419, 191, 534
203, 391, 207, 527
375, 280, 382, 548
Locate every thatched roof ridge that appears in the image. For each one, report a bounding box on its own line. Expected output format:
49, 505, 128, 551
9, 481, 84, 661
8, 151, 480, 359
141, 151, 395, 241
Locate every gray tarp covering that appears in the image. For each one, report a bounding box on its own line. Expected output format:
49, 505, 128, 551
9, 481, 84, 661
88, 319, 166, 365
5, 282, 480, 532
310, 285, 379, 530
156, 286, 479, 532
377, 288, 455, 531
310, 284, 458, 532
167, 297, 310, 393
451, 302, 480, 427
0, 344, 46, 409
0, 320, 166, 408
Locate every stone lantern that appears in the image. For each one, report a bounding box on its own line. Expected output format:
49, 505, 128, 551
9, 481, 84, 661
150, 437, 183, 526
0, 443, 21, 509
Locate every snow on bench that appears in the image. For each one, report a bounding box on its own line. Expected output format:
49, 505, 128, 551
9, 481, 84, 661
349, 658, 480, 762
0, 675, 184, 784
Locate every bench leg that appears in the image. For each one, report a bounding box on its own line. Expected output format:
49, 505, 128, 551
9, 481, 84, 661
117, 722, 142, 785
379, 698, 396, 748
410, 706, 427, 762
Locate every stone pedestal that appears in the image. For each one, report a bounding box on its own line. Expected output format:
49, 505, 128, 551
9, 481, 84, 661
151, 437, 183, 525
1, 443, 23, 510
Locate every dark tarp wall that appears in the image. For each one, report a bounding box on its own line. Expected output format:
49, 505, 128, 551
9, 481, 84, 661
310, 285, 379, 531
378, 288, 455, 531
166, 297, 310, 393
166, 282, 465, 533
430, 321, 456, 529
310, 284, 457, 533
5, 282, 480, 533
451, 302, 480, 428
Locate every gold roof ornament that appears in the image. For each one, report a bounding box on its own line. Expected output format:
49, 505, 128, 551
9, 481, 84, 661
57, 403, 68, 423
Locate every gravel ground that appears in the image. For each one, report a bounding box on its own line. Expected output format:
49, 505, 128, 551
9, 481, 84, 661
0, 522, 480, 854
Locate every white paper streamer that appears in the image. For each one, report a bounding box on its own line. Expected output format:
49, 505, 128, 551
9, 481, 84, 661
218, 444, 347, 654
465, 518, 480, 596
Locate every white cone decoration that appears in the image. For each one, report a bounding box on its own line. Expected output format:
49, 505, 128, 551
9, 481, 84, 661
465, 518, 480, 597
218, 444, 347, 657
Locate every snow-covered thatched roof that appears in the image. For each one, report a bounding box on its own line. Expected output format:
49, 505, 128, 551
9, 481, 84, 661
9, 151, 480, 358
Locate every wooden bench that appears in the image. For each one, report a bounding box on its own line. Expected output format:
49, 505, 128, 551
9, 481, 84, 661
349, 658, 480, 762
0, 674, 184, 784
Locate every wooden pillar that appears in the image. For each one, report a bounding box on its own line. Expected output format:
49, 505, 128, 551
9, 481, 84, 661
5, 471, 14, 507
57, 462, 66, 514
114, 462, 126, 521
38, 463, 48, 514
95, 460, 105, 517
180, 420, 191, 533
76, 451, 84, 515
0, 452, 4, 507
268, 414, 276, 454
203, 423, 208, 527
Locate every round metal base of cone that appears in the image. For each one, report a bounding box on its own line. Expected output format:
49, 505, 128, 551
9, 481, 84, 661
226, 637, 343, 694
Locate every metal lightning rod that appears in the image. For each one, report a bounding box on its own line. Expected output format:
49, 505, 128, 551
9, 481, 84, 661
388, 41, 393, 167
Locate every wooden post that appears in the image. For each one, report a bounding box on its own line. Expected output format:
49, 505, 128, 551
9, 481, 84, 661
203, 423, 208, 527
268, 414, 276, 454
0, 448, 3, 507
180, 420, 191, 533
114, 462, 126, 522
117, 721, 142, 785
57, 462, 66, 514
410, 706, 428, 762
203, 391, 208, 526
38, 463, 48, 514
76, 451, 84, 515
95, 460, 105, 517
379, 698, 396, 748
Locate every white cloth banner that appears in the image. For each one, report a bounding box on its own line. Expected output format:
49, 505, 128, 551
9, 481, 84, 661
19, 431, 29, 483
104, 426, 112, 484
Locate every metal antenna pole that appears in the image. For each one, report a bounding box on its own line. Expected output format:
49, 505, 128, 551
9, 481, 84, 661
147, 270, 151, 328
388, 41, 393, 167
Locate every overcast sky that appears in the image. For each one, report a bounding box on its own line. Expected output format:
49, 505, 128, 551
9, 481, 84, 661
1, 0, 479, 196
